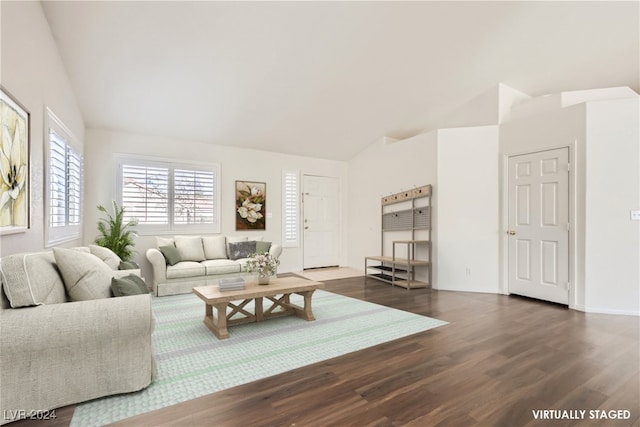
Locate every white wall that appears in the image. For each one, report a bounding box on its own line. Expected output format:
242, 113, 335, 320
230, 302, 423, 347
437, 126, 500, 293
500, 103, 587, 309
500, 94, 640, 315
436, 86, 500, 130
347, 132, 438, 283
498, 83, 530, 124
583, 98, 640, 315
435, 83, 530, 131
83, 129, 348, 280
0, 1, 85, 256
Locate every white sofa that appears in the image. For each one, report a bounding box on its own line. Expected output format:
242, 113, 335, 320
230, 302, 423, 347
0, 246, 155, 425
146, 235, 283, 296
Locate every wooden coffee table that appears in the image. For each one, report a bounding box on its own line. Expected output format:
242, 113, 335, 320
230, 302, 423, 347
193, 276, 324, 339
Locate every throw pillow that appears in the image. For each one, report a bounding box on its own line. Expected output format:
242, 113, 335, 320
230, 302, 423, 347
89, 244, 122, 270
159, 245, 182, 266
226, 236, 247, 258
53, 247, 113, 301
119, 260, 140, 270
0, 251, 67, 307
174, 236, 206, 262
202, 236, 227, 259
111, 274, 149, 297
156, 236, 175, 248
255, 241, 272, 254
228, 241, 257, 260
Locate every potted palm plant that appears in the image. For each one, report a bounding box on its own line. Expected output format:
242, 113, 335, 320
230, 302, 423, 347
95, 201, 138, 261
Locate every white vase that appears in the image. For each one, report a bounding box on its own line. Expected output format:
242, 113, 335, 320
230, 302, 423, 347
258, 274, 270, 285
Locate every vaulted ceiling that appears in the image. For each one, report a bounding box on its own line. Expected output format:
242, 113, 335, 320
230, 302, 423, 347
42, 1, 639, 161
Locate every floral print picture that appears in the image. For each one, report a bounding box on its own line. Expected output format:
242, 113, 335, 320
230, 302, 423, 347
0, 88, 29, 234
236, 181, 266, 230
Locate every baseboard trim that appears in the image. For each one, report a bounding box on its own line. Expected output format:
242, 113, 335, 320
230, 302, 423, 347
574, 304, 639, 316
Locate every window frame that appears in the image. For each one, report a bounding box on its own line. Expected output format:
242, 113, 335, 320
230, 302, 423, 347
115, 155, 220, 235
282, 169, 300, 247
44, 107, 83, 246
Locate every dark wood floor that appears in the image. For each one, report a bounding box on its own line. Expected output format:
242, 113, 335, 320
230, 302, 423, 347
12, 276, 640, 427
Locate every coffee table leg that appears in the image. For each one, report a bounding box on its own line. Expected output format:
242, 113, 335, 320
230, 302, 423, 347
292, 290, 316, 321
255, 297, 264, 322
203, 302, 230, 339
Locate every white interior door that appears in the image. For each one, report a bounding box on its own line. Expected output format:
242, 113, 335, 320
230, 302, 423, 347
303, 175, 340, 269
508, 148, 570, 305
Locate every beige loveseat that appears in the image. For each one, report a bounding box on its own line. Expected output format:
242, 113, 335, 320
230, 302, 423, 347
146, 235, 283, 296
0, 246, 155, 425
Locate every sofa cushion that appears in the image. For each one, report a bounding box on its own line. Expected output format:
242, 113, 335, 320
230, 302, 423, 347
236, 258, 254, 272
175, 236, 206, 262
111, 274, 149, 297
202, 236, 227, 260
228, 241, 257, 260
166, 261, 206, 279
53, 247, 113, 301
0, 251, 67, 307
201, 259, 242, 275
89, 244, 122, 270
255, 241, 272, 254
159, 245, 182, 266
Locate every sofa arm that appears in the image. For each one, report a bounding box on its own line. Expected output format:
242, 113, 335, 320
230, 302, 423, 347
0, 294, 153, 353
269, 243, 283, 259
146, 248, 167, 289
0, 295, 154, 420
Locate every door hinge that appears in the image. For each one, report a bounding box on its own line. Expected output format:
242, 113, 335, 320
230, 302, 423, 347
567, 163, 571, 172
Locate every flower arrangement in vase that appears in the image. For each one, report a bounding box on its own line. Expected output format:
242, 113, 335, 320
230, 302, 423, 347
245, 252, 280, 285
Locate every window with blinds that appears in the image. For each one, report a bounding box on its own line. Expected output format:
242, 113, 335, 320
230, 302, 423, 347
117, 157, 219, 232
49, 132, 67, 228
174, 169, 215, 224
46, 109, 82, 245
121, 164, 169, 224
282, 170, 299, 247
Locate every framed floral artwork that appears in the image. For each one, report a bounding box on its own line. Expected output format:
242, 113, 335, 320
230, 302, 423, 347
236, 180, 266, 230
0, 87, 30, 235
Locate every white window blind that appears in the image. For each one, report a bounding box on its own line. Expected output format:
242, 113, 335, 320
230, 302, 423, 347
282, 170, 299, 247
46, 108, 82, 245
48, 132, 67, 228
174, 169, 215, 224
67, 148, 82, 225
117, 157, 219, 233
121, 164, 169, 225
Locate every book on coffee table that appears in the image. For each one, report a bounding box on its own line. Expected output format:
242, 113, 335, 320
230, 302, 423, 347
218, 277, 245, 291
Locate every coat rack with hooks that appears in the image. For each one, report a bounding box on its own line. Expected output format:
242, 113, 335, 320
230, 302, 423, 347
365, 184, 432, 289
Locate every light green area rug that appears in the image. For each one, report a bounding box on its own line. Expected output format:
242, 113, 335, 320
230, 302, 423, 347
71, 290, 447, 426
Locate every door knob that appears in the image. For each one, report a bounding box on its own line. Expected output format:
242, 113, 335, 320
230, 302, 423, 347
508, 230, 516, 235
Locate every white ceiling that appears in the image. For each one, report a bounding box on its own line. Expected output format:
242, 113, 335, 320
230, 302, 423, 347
41, 1, 639, 161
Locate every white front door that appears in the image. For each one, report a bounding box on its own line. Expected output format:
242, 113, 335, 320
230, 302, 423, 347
508, 148, 570, 305
303, 175, 340, 269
